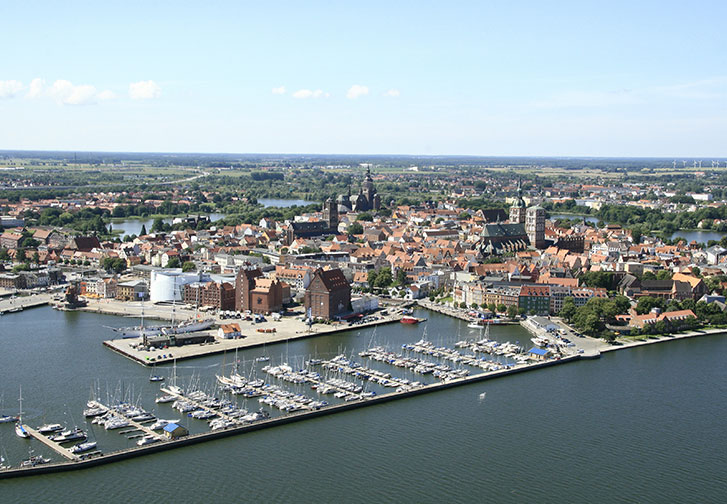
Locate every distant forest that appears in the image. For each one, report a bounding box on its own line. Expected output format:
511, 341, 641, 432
1, 150, 720, 172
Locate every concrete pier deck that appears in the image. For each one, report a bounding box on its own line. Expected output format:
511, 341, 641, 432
103, 313, 404, 366
23, 425, 80, 461
0, 293, 51, 315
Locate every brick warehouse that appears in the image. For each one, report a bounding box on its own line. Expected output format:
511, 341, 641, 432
235, 267, 283, 314
304, 268, 351, 320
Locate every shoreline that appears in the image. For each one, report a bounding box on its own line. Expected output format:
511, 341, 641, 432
2, 305, 724, 479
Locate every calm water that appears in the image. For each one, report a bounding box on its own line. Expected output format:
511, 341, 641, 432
1, 307, 726, 503
113, 214, 225, 238
670, 229, 727, 244
550, 213, 600, 225
258, 198, 314, 208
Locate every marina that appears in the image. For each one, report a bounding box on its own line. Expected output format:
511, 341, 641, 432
1, 304, 726, 503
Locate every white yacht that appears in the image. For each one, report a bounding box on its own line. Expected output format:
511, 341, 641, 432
49, 427, 86, 443
70, 441, 97, 454
149, 418, 180, 431
37, 423, 64, 434
104, 418, 130, 430
137, 435, 161, 446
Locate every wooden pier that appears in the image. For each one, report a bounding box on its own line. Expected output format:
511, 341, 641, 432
22, 425, 80, 461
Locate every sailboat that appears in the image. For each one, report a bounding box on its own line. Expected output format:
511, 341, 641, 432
107, 298, 164, 339
149, 364, 164, 382
15, 386, 29, 439
166, 359, 183, 395
161, 279, 214, 335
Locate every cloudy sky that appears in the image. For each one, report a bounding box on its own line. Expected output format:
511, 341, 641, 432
1, 1, 726, 156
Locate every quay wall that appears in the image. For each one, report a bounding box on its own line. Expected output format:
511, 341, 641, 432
104, 316, 403, 367
0, 355, 578, 480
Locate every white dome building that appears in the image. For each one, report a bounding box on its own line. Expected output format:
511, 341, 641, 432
149, 270, 206, 302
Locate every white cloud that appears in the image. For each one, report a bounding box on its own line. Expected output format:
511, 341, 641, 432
384, 88, 400, 97
97, 90, 117, 101
293, 88, 326, 99
346, 84, 369, 99
129, 80, 161, 100
26, 78, 45, 98
49, 80, 114, 105
272, 85, 286, 95
0, 80, 24, 98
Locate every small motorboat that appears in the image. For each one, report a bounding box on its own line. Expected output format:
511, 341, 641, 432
137, 435, 161, 446
50, 428, 87, 443
20, 455, 51, 467
70, 441, 97, 454
400, 316, 426, 324
37, 423, 64, 434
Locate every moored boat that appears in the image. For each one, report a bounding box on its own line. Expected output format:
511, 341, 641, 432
20, 455, 50, 467
37, 423, 64, 434
49, 427, 86, 443
70, 441, 97, 454
400, 316, 426, 324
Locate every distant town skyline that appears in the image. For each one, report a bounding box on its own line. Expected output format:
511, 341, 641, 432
1, 1, 726, 157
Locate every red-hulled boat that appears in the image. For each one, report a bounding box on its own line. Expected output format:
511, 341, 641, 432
400, 316, 426, 324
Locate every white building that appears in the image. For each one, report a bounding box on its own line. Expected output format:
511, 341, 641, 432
149, 270, 206, 302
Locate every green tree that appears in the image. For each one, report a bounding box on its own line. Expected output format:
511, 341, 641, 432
167, 257, 181, 269
140, 224, 148, 235
559, 297, 577, 322
506, 304, 518, 319
374, 269, 393, 288
151, 217, 166, 233
396, 269, 408, 285
31, 251, 40, 264
496, 303, 506, 313
0, 248, 9, 260
182, 261, 196, 272
348, 222, 363, 235
17, 248, 26, 262
635, 296, 666, 315
487, 303, 497, 313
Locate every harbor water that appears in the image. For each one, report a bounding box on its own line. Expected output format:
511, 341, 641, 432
1, 307, 726, 503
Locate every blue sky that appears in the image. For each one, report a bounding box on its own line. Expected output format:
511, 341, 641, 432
1, 1, 726, 156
